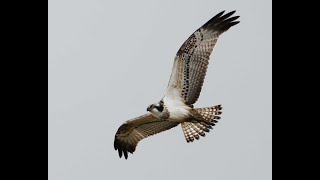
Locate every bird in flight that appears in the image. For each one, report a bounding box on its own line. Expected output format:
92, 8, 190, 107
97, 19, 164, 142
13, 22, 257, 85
114, 10, 240, 159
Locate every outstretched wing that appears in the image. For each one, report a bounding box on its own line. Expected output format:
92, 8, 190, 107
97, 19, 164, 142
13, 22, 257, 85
114, 114, 179, 159
165, 10, 240, 105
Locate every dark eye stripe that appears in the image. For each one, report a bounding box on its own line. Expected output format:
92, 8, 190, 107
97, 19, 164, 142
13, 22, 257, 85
155, 105, 164, 112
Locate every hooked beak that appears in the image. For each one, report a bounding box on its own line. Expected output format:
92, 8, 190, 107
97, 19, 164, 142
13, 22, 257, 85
147, 105, 153, 111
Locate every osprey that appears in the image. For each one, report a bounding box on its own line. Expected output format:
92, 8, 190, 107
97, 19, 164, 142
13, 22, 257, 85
114, 10, 240, 159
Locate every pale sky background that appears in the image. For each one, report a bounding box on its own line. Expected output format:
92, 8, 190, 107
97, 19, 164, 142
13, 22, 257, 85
48, 0, 272, 179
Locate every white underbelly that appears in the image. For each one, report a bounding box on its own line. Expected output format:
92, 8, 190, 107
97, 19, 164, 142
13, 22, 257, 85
163, 96, 191, 122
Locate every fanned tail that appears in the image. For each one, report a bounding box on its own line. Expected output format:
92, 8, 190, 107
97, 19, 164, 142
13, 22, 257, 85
181, 105, 222, 143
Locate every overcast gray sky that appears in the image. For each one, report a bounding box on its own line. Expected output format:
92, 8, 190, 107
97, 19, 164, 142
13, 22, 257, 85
49, 0, 271, 179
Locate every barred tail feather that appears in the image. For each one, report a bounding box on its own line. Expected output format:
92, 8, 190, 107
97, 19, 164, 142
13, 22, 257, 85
196, 104, 222, 125
181, 105, 222, 143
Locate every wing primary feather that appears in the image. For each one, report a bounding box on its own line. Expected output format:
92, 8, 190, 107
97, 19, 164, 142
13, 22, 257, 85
203, 10, 225, 28
219, 10, 236, 21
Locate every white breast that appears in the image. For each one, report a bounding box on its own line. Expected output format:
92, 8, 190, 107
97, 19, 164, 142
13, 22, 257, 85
163, 96, 191, 122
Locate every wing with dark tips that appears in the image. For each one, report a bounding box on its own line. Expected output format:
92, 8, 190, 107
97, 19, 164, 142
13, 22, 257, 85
165, 10, 240, 105
114, 114, 179, 159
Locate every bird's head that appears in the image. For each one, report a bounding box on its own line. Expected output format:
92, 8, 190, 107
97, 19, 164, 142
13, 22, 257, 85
147, 100, 164, 117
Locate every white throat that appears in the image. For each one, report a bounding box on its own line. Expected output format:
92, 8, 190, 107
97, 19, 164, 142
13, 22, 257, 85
149, 108, 162, 118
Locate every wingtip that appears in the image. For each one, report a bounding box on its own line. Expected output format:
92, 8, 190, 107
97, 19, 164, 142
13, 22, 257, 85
233, 16, 240, 20
221, 10, 237, 19
124, 151, 128, 159
114, 136, 136, 159
229, 11, 240, 21
118, 149, 123, 158
227, 10, 237, 15
230, 21, 240, 26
